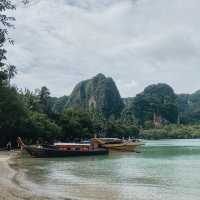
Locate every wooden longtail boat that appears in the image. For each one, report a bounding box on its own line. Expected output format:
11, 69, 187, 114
91, 137, 143, 152
17, 137, 108, 158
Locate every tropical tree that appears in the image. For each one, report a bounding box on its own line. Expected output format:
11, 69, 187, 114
0, 0, 15, 85
7, 64, 17, 85
19, 88, 41, 111
21, 111, 62, 143
38, 86, 50, 113
59, 108, 94, 141
0, 86, 26, 147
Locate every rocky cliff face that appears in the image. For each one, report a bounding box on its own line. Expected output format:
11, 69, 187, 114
133, 83, 178, 125
52, 96, 69, 114
67, 74, 124, 118
177, 90, 200, 123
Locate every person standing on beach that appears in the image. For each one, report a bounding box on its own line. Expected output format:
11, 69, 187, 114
6, 142, 12, 151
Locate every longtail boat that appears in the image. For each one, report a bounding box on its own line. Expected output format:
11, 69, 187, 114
17, 137, 108, 158
91, 137, 143, 152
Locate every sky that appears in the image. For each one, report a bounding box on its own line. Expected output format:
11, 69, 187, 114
6, 0, 200, 97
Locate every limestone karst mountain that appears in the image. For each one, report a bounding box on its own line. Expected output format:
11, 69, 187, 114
66, 74, 124, 118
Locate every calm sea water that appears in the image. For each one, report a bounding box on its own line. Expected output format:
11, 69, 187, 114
15, 139, 200, 200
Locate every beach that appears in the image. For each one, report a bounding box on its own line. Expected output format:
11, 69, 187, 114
0, 151, 50, 200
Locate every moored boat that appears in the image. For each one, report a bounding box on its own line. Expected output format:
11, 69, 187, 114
17, 137, 108, 158
91, 137, 143, 152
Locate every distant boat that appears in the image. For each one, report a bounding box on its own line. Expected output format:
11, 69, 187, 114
17, 137, 108, 158
91, 137, 143, 152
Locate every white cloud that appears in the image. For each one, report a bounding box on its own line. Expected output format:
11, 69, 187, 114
6, 0, 200, 97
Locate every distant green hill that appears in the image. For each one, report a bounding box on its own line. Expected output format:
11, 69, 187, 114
131, 83, 178, 128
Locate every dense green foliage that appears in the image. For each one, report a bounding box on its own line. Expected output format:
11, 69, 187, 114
18, 111, 61, 144
59, 108, 94, 140
140, 124, 200, 140
51, 95, 69, 114
0, 86, 25, 145
177, 91, 200, 124
0, 84, 139, 147
133, 83, 178, 126
104, 121, 139, 138
0, 0, 15, 86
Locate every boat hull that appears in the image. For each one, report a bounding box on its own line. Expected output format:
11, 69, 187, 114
91, 138, 143, 152
24, 146, 108, 158
102, 143, 141, 152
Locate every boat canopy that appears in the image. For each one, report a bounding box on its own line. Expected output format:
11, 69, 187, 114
54, 143, 90, 147
95, 138, 122, 142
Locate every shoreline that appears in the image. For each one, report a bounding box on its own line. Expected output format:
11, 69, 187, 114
0, 151, 51, 200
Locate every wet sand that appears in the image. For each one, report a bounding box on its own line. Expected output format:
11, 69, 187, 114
0, 151, 51, 200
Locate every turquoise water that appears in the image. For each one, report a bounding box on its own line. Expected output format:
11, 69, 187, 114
16, 139, 200, 200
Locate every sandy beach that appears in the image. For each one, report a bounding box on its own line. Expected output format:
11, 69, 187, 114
0, 151, 51, 200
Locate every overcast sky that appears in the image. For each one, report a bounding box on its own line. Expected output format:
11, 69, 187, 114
6, 0, 200, 97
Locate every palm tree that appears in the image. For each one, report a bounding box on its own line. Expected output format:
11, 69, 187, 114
7, 64, 17, 86
0, 0, 15, 84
